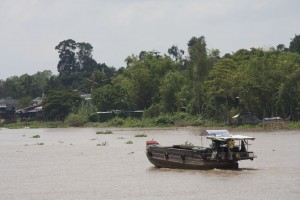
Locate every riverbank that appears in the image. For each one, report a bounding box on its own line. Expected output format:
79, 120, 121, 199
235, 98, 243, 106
2, 117, 300, 131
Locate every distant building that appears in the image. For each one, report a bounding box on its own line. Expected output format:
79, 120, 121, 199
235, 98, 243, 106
0, 97, 17, 123
16, 97, 44, 121
80, 93, 91, 100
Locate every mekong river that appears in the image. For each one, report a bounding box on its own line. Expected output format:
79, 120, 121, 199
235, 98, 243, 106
0, 127, 299, 200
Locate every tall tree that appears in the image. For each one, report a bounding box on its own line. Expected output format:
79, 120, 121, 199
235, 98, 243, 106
186, 36, 210, 114
55, 39, 78, 74
289, 34, 300, 54
168, 45, 184, 61
76, 42, 98, 75
204, 58, 237, 120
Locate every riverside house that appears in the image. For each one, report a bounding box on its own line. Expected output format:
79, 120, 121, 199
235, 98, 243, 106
0, 97, 17, 123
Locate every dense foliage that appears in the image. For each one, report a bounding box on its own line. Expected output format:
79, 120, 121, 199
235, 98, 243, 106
42, 90, 82, 120
1, 35, 300, 123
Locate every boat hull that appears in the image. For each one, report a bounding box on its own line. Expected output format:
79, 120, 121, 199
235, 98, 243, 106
147, 154, 238, 170
146, 146, 239, 170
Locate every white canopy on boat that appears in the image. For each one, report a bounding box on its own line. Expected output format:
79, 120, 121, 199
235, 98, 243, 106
200, 130, 231, 137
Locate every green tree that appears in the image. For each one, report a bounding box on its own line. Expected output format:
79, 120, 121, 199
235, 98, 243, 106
55, 39, 114, 92
42, 90, 82, 120
168, 45, 184, 61
76, 42, 98, 75
0, 76, 19, 98
31, 70, 52, 96
160, 72, 187, 113
92, 84, 128, 111
55, 39, 78, 74
112, 75, 136, 110
186, 36, 210, 114
232, 48, 279, 118
289, 34, 300, 54
275, 52, 300, 120
204, 58, 237, 120
124, 51, 178, 109
129, 67, 154, 109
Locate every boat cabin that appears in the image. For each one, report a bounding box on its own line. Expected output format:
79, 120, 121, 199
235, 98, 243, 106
201, 130, 255, 161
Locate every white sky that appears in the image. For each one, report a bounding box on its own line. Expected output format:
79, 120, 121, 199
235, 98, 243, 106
0, 0, 299, 80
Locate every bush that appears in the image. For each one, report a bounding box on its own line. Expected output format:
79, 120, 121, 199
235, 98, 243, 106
171, 112, 192, 121
89, 112, 115, 122
143, 104, 161, 118
108, 117, 125, 126
155, 115, 175, 126
65, 113, 88, 127
192, 115, 207, 126
169, 112, 195, 126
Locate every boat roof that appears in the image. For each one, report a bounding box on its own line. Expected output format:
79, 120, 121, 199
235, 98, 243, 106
200, 130, 231, 137
200, 130, 255, 141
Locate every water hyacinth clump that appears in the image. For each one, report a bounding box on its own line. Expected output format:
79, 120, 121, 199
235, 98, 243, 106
134, 133, 147, 137
96, 130, 113, 134
97, 141, 108, 146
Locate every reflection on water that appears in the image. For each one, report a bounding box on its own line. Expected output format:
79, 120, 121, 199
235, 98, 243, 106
0, 128, 299, 200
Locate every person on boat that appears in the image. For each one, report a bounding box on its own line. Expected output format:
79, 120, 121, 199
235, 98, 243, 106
227, 139, 235, 160
240, 140, 246, 152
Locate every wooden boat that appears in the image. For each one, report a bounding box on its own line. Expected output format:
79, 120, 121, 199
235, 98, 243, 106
146, 130, 256, 170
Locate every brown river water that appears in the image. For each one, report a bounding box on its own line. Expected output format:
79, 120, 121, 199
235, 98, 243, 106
0, 127, 299, 200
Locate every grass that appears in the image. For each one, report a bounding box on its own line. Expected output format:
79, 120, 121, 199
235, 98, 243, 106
4, 121, 68, 129
125, 141, 133, 144
287, 121, 300, 129
31, 135, 40, 138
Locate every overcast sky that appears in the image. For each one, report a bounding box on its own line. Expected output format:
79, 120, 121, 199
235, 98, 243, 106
1, 0, 299, 80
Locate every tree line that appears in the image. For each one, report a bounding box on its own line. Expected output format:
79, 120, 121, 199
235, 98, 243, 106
0, 35, 300, 122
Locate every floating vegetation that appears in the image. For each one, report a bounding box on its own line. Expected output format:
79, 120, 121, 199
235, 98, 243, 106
36, 142, 44, 145
90, 138, 98, 141
125, 141, 133, 144
97, 141, 108, 146
31, 135, 40, 138
128, 152, 134, 154
117, 137, 125, 139
96, 130, 113, 134
134, 133, 147, 137
58, 140, 64, 143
